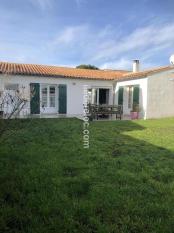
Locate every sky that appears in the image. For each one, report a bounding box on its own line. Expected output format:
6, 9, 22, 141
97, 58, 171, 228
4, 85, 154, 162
0, 0, 174, 70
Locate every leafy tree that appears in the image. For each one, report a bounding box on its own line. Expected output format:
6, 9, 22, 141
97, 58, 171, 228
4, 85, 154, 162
76, 64, 99, 70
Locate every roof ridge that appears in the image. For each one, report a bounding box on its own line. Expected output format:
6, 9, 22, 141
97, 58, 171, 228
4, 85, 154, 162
0, 61, 129, 73
0, 61, 128, 80
0, 61, 173, 81
122, 65, 173, 80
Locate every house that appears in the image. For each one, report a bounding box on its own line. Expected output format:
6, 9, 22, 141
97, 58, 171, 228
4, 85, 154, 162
0, 60, 174, 119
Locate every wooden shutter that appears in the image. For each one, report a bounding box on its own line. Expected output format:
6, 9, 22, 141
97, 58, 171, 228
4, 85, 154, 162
59, 85, 67, 114
118, 87, 124, 105
133, 86, 140, 104
30, 83, 40, 114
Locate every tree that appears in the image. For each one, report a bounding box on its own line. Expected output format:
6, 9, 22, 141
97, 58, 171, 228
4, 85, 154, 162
0, 86, 30, 139
76, 64, 99, 70
0, 86, 29, 119
0, 91, 27, 119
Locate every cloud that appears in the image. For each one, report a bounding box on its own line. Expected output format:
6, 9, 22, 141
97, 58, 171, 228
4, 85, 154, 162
99, 58, 158, 71
0, 0, 173, 69
3, 13, 174, 69
48, 21, 174, 69
100, 58, 132, 70
48, 24, 118, 59
28, 0, 54, 10
0, 37, 47, 64
52, 25, 88, 45
92, 23, 174, 62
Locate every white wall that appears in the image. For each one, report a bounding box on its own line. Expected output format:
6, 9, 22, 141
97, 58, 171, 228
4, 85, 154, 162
115, 78, 148, 119
146, 69, 174, 119
0, 74, 114, 115
1, 69, 174, 119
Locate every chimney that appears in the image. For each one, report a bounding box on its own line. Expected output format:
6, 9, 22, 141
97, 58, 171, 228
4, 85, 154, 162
133, 60, 140, 72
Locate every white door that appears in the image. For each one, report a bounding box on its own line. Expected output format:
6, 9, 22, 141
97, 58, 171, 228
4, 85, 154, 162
40, 85, 58, 114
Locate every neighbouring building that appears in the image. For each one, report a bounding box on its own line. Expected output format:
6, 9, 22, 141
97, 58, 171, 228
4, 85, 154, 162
0, 60, 174, 119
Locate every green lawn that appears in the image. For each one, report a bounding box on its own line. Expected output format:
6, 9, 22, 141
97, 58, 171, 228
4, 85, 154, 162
1, 118, 174, 233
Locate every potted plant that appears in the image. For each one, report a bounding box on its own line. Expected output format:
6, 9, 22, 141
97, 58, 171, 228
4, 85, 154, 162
130, 104, 140, 120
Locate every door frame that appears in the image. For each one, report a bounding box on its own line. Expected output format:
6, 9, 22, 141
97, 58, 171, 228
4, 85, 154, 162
40, 84, 58, 114
91, 87, 111, 105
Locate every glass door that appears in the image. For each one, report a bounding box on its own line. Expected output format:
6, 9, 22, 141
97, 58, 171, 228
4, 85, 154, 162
41, 85, 57, 113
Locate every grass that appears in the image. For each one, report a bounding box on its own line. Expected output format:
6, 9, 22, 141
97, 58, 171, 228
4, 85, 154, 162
0, 118, 174, 232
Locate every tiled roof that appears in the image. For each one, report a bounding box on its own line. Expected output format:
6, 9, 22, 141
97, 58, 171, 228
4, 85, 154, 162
121, 66, 174, 81
0, 61, 129, 80
0, 61, 173, 81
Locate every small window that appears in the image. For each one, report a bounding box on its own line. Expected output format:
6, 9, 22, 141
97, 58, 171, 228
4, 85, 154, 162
5, 84, 19, 90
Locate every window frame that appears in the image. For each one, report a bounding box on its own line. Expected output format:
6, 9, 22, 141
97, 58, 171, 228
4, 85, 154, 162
41, 84, 57, 109
49, 86, 56, 108
41, 86, 48, 108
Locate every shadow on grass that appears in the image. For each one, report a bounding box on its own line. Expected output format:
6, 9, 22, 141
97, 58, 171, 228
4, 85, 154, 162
0, 118, 174, 233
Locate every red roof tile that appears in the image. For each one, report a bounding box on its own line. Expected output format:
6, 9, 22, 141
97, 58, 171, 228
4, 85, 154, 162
0, 61, 173, 81
122, 66, 174, 80
0, 61, 129, 80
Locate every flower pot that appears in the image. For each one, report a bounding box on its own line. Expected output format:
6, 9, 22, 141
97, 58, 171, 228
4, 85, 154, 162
130, 111, 139, 120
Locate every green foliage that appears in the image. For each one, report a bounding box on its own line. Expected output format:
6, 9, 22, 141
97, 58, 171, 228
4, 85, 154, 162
76, 64, 99, 70
1, 118, 174, 232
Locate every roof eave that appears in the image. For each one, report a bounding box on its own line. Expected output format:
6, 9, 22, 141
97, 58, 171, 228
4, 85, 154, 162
0, 72, 115, 81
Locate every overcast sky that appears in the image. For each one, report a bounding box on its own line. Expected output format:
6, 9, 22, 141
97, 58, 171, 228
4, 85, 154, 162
0, 0, 174, 70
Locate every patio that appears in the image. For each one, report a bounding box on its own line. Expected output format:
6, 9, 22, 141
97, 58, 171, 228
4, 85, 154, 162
16, 113, 133, 121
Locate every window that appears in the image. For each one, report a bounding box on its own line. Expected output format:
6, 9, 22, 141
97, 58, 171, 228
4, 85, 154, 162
42, 87, 48, 107
118, 87, 124, 105
99, 89, 109, 105
91, 88, 110, 105
133, 86, 140, 105
49, 86, 55, 107
41, 85, 57, 108
5, 84, 19, 90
